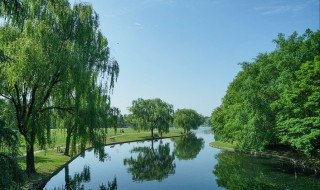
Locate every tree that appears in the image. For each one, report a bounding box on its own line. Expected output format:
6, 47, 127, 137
108, 107, 120, 134
117, 114, 126, 128
0, 100, 25, 188
274, 57, 320, 156
173, 109, 204, 133
0, 0, 119, 174
0, 0, 22, 23
128, 98, 174, 138
211, 29, 320, 154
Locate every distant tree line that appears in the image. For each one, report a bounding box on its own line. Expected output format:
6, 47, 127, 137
125, 98, 205, 137
211, 29, 320, 157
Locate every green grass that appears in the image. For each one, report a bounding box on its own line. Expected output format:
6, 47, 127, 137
18, 150, 70, 177
107, 129, 183, 143
210, 141, 237, 150
18, 128, 184, 188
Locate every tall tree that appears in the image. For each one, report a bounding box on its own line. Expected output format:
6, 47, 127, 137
211, 29, 320, 155
128, 98, 174, 138
173, 109, 204, 133
0, 0, 119, 174
274, 58, 320, 156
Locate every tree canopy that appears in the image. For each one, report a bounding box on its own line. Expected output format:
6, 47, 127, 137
211, 29, 320, 156
128, 98, 174, 137
173, 109, 204, 133
0, 0, 119, 174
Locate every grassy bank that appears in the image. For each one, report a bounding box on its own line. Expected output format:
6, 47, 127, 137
210, 141, 237, 150
18, 128, 184, 189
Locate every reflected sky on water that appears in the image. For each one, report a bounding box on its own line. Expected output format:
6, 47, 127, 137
43, 127, 320, 190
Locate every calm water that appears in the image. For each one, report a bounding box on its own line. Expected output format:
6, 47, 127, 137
43, 127, 320, 190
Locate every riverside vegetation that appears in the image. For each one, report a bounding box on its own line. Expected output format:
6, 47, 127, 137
211, 29, 320, 164
1, 0, 319, 189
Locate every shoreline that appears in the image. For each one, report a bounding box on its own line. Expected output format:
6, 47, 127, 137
210, 141, 320, 176
24, 133, 187, 190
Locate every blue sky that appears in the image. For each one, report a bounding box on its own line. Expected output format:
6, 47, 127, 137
80, 0, 319, 116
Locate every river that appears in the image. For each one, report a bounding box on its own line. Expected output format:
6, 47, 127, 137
43, 127, 320, 190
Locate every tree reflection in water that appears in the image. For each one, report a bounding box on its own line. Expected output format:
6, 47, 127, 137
213, 151, 320, 190
55, 165, 117, 190
99, 177, 117, 190
64, 165, 90, 190
172, 133, 204, 160
123, 140, 176, 182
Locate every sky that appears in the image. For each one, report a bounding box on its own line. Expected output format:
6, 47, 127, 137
78, 0, 319, 116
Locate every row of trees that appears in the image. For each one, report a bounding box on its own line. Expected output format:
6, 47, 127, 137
126, 98, 205, 137
211, 29, 320, 157
0, 0, 119, 178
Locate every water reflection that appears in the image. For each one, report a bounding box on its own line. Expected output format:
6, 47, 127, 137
99, 177, 117, 190
63, 165, 90, 190
172, 133, 205, 160
123, 140, 176, 182
49, 165, 117, 190
213, 151, 320, 190
43, 127, 320, 189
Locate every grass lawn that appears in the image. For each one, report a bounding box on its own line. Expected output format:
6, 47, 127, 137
108, 128, 183, 143
17, 150, 70, 181
209, 141, 237, 150
18, 128, 184, 188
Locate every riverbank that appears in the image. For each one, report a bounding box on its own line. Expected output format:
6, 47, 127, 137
19, 128, 184, 190
210, 141, 320, 175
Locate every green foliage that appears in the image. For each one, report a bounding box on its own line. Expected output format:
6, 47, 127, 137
203, 116, 212, 126
0, 118, 25, 189
173, 109, 204, 133
0, 153, 25, 189
128, 98, 174, 137
0, 0, 119, 173
209, 141, 236, 150
274, 58, 320, 156
211, 29, 320, 155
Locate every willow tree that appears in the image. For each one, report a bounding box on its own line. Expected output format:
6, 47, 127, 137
0, 0, 119, 174
56, 86, 112, 157
173, 109, 204, 133
128, 98, 174, 138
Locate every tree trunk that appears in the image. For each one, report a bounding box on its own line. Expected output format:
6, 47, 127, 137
26, 142, 36, 175
64, 127, 72, 156
151, 128, 154, 138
